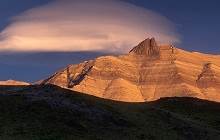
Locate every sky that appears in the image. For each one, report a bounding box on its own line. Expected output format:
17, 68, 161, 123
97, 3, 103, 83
0, 0, 219, 82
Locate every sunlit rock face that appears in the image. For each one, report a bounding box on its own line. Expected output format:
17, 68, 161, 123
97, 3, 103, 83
41, 38, 220, 102
129, 38, 160, 57
0, 80, 30, 86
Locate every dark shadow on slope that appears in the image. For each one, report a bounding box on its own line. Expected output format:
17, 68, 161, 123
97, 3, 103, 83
0, 85, 220, 140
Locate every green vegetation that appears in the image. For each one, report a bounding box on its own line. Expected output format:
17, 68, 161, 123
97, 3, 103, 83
0, 85, 220, 140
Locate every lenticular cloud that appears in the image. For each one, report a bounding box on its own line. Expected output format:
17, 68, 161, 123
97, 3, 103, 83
0, 0, 180, 53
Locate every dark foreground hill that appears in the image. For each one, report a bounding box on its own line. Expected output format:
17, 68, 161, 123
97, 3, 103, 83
0, 85, 220, 140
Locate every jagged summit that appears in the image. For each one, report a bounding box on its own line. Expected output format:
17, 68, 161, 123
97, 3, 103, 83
129, 38, 160, 56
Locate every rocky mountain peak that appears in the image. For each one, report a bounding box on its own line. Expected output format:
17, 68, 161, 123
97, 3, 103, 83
41, 38, 220, 103
129, 38, 160, 56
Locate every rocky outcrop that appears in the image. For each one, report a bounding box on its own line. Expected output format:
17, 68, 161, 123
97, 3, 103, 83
41, 38, 220, 102
196, 63, 220, 101
0, 80, 30, 86
129, 38, 160, 57
197, 63, 217, 88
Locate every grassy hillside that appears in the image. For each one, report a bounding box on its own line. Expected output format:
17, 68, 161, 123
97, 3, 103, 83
0, 85, 220, 140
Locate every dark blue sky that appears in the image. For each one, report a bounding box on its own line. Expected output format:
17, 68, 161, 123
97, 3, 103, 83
127, 0, 220, 53
0, 0, 220, 82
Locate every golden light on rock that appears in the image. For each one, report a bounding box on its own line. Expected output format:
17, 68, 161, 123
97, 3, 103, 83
41, 38, 220, 102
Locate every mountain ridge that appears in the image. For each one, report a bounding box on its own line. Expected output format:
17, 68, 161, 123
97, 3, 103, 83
0, 80, 30, 86
41, 38, 220, 102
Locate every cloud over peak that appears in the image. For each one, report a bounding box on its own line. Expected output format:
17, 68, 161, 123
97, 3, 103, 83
0, 0, 180, 53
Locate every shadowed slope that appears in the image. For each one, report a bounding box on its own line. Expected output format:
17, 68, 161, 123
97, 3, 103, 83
0, 85, 220, 140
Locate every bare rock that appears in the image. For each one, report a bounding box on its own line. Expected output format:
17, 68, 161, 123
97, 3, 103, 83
129, 38, 160, 57
41, 38, 220, 102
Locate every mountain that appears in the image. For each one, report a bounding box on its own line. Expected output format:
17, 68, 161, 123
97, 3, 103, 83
0, 80, 30, 86
41, 38, 220, 102
1, 85, 220, 140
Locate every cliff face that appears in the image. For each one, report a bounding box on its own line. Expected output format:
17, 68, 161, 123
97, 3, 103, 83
41, 38, 220, 102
